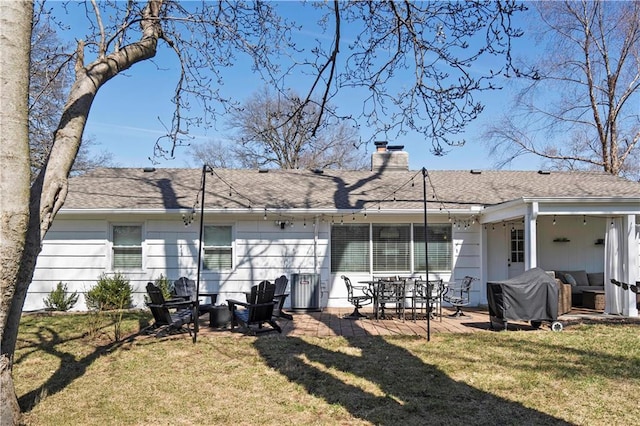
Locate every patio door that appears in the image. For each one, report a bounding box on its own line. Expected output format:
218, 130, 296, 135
508, 226, 525, 278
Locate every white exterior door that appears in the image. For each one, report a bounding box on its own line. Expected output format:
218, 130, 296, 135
508, 226, 526, 278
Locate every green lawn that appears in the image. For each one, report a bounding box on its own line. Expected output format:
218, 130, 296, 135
14, 312, 640, 425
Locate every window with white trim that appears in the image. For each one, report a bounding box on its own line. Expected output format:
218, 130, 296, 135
330, 223, 453, 274
373, 224, 411, 273
203, 225, 233, 270
414, 224, 452, 272
330, 224, 370, 273
112, 225, 142, 270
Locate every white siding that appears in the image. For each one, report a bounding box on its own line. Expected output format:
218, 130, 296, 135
28, 214, 482, 311
537, 216, 606, 273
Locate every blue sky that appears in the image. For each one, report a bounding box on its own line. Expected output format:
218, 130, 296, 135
56, 1, 541, 171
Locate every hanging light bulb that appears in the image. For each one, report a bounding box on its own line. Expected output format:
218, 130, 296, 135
583, 215, 587, 225
553, 215, 556, 225
263, 208, 267, 220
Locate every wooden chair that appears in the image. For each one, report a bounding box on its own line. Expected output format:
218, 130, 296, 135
145, 282, 197, 337
172, 276, 213, 316
227, 281, 281, 334
273, 275, 293, 320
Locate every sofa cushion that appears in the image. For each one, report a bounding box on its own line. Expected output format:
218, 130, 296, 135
557, 270, 589, 286
588, 272, 604, 286
563, 273, 578, 286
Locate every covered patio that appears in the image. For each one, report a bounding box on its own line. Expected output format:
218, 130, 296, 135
482, 199, 639, 318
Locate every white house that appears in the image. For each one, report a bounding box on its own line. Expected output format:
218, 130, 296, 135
28, 143, 640, 316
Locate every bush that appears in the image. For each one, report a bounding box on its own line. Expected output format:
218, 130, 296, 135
43, 282, 79, 311
85, 273, 133, 311
155, 274, 173, 300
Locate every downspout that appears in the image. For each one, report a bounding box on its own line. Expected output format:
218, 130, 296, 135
313, 216, 319, 274
525, 202, 538, 270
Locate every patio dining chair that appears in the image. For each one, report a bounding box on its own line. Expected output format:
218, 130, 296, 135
341, 275, 373, 319
377, 278, 406, 321
442, 276, 476, 317
410, 279, 444, 322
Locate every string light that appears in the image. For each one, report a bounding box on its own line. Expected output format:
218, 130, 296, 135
200, 166, 467, 235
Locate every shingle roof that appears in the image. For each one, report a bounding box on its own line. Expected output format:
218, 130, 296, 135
63, 167, 640, 212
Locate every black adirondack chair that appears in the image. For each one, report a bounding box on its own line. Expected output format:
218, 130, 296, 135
145, 282, 197, 338
227, 281, 281, 334
172, 276, 214, 315
273, 275, 293, 320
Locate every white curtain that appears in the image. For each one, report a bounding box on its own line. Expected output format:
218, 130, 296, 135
604, 218, 624, 315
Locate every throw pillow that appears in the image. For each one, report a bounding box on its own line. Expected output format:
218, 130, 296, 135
564, 273, 577, 286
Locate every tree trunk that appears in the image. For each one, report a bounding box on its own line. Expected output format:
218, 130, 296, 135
0, 1, 164, 423
0, 2, 33, 423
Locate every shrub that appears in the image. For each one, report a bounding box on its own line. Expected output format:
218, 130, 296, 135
43, 282, 79, 311
85, 272, 133, 311
155, 274, 173, 300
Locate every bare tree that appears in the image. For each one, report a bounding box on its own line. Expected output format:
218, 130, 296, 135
221, 87, 366, 170
0, 1, 525, 421
0, 1, 33, 422
187, 140, 236, 169
29, 3, 114, 179
484, 0, 640, 180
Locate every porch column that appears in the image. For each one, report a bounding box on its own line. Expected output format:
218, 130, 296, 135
623, 215, 638, 317
524, 203, 538, 270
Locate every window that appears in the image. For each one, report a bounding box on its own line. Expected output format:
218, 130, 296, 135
203, 225, 232, 270
373, 224, 410, 273
330, 223, 454, 274
414, 224, 452, 271
331, 224, 370, 272
510, 228, 524, 263
112, 225, 142, 269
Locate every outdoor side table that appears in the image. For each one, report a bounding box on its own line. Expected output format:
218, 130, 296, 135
582, 289, 605, 311
209, 304, 231, 329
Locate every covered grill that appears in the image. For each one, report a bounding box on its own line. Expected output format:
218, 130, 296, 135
487, 267, 563, 331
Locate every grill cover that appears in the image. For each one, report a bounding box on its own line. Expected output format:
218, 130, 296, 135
487, 267, 559, 322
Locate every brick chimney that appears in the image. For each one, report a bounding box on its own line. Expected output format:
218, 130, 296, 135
371, 141, 409, 171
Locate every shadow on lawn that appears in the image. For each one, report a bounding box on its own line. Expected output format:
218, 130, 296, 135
254, 313, 572, 425
15, 314, 148, 412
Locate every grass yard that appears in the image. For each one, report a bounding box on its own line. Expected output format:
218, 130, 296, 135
13, 311, 640, 425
